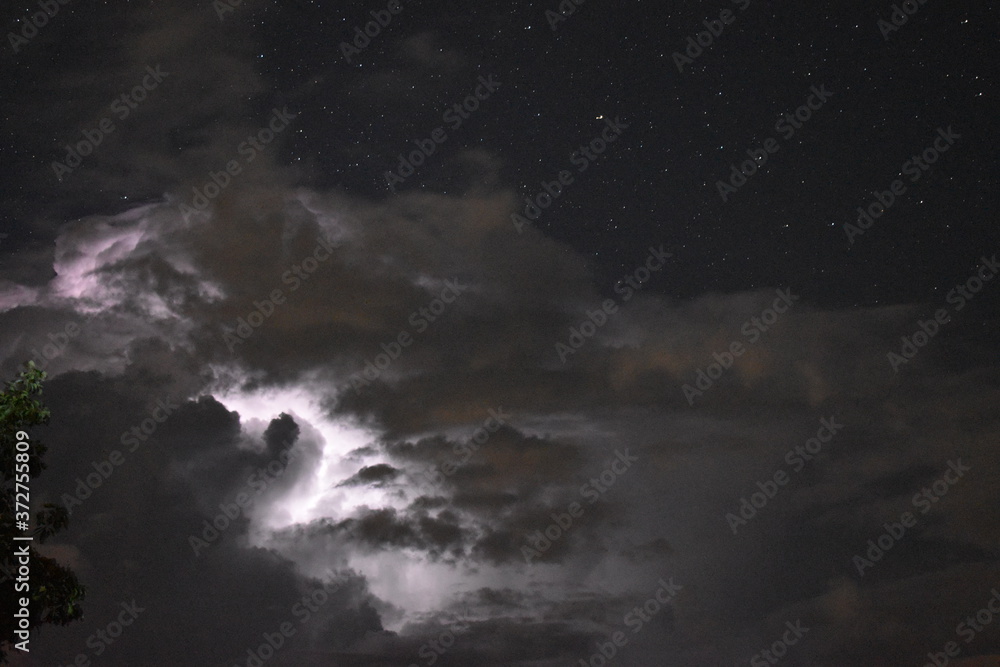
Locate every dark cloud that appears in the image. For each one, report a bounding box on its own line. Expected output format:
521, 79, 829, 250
7, 370, 384, 666
338, 463, 400, 487
1, 1, 997, 665
4, 192, 999, 663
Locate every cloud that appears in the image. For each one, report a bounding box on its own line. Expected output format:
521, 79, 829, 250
2, 4, 998, 662
337, 463, 401, 487
3, 179, 998, 664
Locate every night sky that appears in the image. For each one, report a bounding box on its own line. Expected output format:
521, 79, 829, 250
1, 0, 998, 665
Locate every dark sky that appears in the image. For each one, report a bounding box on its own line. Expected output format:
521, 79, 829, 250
1, 1, 998, 666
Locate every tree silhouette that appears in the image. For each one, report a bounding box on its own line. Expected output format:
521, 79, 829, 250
1, 362, 85, 664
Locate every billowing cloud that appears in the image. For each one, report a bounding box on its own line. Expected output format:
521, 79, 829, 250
2, 1, 998, 665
